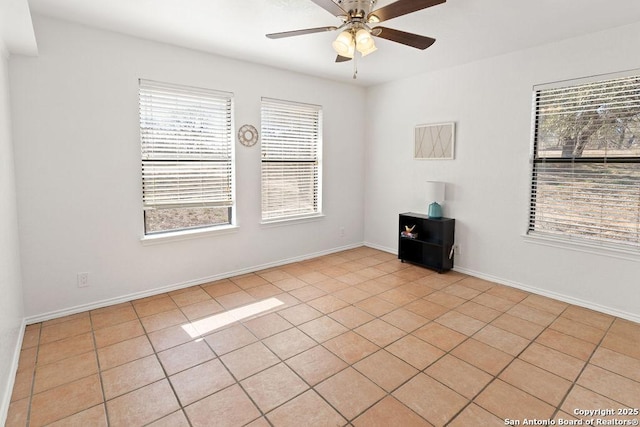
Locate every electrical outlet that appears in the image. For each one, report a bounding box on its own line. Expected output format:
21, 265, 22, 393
453, 244, 461, 255
77, 272, 89, 288
340, 227, 345, 237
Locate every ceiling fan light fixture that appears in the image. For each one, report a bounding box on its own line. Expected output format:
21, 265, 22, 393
367, 14, 380, 24
358, 43, 377, 56
355, 28, 376, 56
332, 31, 354, 57
355, 29, 374, 49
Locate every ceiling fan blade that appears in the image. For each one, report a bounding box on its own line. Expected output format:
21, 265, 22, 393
266, 26, 337, 39
368, 0, 445, 23
372, 27, 436, 50
335, 55, 352, 63
309, 0, 348, 17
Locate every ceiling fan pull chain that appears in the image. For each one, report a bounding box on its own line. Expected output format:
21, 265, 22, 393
353, 44, 358, 79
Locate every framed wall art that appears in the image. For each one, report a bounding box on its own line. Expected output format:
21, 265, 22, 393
414, 122, 455, 160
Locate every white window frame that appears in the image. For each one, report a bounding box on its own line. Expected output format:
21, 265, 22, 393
139, 79, 236, 238
260, 97, 323, 223
527, 70, 640, 253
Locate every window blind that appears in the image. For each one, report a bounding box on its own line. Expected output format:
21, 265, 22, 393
261, 98, 322, 220
529, 73, 640, 248
139, 79, 234, 211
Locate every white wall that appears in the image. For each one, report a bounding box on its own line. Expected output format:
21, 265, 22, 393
364, 22, 640, 322
9, 14, 640, 323
10, 15, 366, 318
0, 48, 26, 420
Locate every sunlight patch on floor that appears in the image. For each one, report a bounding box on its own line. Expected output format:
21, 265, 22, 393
183, 297, 284, 337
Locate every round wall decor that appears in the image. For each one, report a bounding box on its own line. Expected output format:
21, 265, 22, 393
238, 124, 259, 147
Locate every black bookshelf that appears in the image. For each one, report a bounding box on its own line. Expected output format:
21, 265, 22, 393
398, 212, 455, 273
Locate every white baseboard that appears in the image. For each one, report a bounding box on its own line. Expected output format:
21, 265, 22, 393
1, 318, 27, 427
25, 242, 364, 324
362, 241, 639, 323
363, 241, 396, 255
11, 240, 636, 426
453, 266, 640, 324
23, 240, 640, 328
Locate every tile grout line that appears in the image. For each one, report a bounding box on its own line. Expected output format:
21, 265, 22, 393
198, 319, 270, 426
441, 287, 567, 425
88, 309, 112, 427
443, 293, 624, 424
550, 316, 616, 421
170, 282, 336, 425
193, 294, 346, 424
172, 284, 228, 427
135, 300, 195, 427
219, 297, 351, 425
27, 278, 419, 426
23, 285, 480, 425
340, 269, 491, 424
203, 267, 419, 425
25, 325, 42, 427
11, 249, 640, 426
146, 267, 494, 424
13, 255, 446, 424
279, 275, 449, 425
90, 301, 191, 425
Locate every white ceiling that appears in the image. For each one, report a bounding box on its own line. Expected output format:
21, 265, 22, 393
0, 0, 37, 55
23, 0, 640, 86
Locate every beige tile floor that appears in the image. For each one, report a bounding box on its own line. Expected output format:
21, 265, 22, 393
6, 247, 640, 426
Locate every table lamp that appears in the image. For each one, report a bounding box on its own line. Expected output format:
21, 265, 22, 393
426, 181, 445, 219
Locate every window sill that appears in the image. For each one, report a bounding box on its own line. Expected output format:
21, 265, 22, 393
141, 224, 239, 245
260, 213, 325, 228
522, 232, 640, 262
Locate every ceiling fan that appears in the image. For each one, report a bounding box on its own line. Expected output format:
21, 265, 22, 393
266, 0, 445, 67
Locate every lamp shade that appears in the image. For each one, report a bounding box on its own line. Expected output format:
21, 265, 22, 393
355, 29, 373, 49
425, 181, 445, 203
357, 41, 377, 56
332, 31, 355, 58
355, 29, 377, 56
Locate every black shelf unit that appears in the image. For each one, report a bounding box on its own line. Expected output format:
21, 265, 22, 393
398, 212, 455, 273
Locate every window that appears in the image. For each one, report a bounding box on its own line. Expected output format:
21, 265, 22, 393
261, 98, 322, 221
139, 79, 234, 235
528, 72, 640, 249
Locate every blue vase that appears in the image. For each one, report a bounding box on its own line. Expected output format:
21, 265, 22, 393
428, 202, 442, 219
